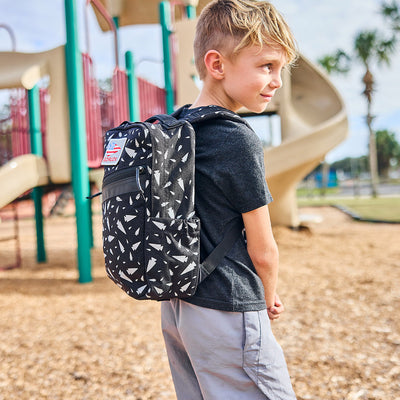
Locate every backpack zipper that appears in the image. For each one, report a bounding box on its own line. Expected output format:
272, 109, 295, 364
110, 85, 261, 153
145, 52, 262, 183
88, 166, 146, 201
102, 165, 145, 187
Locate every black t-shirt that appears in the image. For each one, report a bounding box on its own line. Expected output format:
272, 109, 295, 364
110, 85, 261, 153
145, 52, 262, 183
175, 105, 273, 312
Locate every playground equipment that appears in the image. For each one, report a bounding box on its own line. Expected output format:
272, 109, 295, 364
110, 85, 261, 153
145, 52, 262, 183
0, 0, 166, 278
0, 202, 21, 270
95, 1, 349, 227
0, 0, 347, 279
0, 106, 21, 270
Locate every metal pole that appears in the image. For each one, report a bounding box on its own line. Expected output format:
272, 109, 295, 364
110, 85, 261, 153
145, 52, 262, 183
125, 51, 140, 121
112, 16, 120, 68
186, 5, 196, 19
0, 23, 17, 51
64, 0, 92, 283
86, 0, 120, 67
160, 1, 174, 113
27, 86, 46, 263
367, 109, 379, 197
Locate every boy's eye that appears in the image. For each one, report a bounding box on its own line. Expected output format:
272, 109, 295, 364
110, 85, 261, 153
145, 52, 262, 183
262, 63, 273, 71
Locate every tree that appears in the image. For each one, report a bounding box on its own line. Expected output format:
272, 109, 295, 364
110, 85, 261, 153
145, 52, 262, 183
318, 50, 351, 74
355, 30, 396, 196
375, 129, 400, 178
318, 9, 397, 197
331, 156, 369, 176
382, 1, 400, 33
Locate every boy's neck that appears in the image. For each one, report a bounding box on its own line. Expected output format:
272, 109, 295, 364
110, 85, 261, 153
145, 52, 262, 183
190, 80, 238, 112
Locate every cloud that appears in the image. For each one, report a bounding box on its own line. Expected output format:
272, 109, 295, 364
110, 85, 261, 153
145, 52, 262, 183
0, 0, 65, 52
274, 0, 400, 122
274, 0, 385, 59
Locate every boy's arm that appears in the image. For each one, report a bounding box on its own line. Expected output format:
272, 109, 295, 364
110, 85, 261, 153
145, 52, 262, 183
242, 204, 283, 320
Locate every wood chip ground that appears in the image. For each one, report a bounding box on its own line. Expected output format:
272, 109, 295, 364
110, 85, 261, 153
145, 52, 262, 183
0, 205, 399, 400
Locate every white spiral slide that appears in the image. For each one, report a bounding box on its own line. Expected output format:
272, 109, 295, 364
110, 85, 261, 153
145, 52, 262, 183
263, 55, 348, 226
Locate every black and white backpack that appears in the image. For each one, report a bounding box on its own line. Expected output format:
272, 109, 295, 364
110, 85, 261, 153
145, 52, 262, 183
101, 107, 243, 300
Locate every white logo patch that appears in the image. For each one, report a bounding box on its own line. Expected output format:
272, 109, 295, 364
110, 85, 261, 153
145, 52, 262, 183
101, 138, 127, 165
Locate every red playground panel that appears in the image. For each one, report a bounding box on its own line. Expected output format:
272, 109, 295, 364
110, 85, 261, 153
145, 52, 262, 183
3, 54, 167, 169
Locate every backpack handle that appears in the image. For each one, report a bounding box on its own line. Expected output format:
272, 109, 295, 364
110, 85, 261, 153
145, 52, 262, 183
146, 114, 181, 128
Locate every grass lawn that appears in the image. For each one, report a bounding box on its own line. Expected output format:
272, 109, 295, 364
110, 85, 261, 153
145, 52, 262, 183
297, 196, 400, 222
296, 187, 340, 197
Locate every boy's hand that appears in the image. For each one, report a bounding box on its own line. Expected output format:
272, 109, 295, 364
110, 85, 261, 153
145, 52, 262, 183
267, 294, 284, 321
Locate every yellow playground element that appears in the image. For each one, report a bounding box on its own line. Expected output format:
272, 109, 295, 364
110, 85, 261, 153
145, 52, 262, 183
0, 46, 102, 208
0, 155, 48, 209
0, 46, 70, 184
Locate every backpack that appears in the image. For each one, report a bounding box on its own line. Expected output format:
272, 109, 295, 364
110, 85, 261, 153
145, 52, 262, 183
100, 107, 244, 300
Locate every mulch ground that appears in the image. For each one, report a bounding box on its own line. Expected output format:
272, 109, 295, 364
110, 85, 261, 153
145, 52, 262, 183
0, 202, 399, 400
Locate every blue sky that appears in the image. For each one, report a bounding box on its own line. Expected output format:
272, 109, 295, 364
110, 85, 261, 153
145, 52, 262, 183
0, 0, 399, 162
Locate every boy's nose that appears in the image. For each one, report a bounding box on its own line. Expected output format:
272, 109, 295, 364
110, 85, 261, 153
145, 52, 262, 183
270, 73, 282, 89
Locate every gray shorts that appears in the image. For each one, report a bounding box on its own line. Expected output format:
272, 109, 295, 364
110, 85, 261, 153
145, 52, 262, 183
161, 299, 296, 400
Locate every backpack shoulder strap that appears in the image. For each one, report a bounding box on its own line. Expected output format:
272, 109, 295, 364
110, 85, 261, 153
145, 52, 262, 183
147, 108, 246, 282
199, 217, 243, 282
150, 106, 250, 128
177, 106, 251, 128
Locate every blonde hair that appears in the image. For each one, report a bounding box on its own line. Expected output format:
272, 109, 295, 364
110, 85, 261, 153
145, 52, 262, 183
194, 0, 297, 79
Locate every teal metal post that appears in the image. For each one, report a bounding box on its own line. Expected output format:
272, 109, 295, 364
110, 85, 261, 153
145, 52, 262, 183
27, 86, 46, 263
186, 5, 196, 19
113, 16, 119, 30
125, 51, 140, 121
160, 1, 174, 113
64, 0, 92, 283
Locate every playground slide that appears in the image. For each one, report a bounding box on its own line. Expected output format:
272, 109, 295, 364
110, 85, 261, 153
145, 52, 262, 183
0, 154, 49, 209
0, 46, 71, 184
262, 55, 348, 226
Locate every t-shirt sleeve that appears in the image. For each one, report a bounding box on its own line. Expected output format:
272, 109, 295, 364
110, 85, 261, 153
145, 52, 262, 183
216, 125, 273, 213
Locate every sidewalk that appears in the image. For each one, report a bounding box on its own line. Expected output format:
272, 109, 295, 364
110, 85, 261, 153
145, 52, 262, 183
299, 182, 400, 200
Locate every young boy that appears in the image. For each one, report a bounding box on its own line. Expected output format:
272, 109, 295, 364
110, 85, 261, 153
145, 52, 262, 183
161, 1, 297, 398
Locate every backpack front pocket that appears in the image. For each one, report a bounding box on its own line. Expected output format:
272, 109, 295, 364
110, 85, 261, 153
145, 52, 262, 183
102, 166, 146, 203
145, 217, 201, 299
102, 166, 149, 296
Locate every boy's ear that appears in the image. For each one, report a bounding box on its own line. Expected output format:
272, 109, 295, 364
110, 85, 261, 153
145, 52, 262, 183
203, 50, 225, 80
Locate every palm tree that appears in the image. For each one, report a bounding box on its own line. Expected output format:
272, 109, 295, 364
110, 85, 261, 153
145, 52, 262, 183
354, 30, 396, 196
318, 50, 351, 74
381, 1, 400, 33
318, 29, 396, 197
